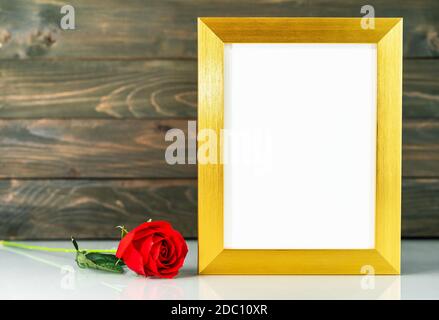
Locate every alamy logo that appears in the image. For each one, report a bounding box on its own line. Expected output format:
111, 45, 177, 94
164, 121, 273, 175
60, 5, 76, 30
360, 5, 375, 30
360, 265, 376, 290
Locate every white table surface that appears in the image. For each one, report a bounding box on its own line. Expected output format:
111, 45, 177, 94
0, 240, 438, 300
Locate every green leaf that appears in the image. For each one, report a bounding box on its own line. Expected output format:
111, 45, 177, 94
75, 251, 125, 274
72, 237, 124, 274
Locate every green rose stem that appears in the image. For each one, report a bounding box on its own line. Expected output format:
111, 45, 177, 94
1, 245, 66, 269
0, 225, 131, 274
1, 239, 123, 274
0, 240, 116, 254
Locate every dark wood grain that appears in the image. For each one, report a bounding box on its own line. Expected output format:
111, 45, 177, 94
403, 179, 439, 237
0, 0, 438, 239
0, 0, 438, 59
404, 120, 439, 177
0, 179, 197, 240
0, 119, 196, 178
0, 59, 437, 119
2, 119, 439, 178
0, 60, 196, 118
404, 60, 439, 119
0, 177, 437, 239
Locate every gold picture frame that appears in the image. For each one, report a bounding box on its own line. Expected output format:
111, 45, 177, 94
198, 18, 402, 275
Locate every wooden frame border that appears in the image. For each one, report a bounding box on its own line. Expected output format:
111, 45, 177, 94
198, 18, 402, 274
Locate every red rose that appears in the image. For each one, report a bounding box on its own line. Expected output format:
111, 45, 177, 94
116, 221, 188, 278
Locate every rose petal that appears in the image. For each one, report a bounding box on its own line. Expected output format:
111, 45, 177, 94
116, 220, 188, 278
120, 243, 145, 276
140, 235, 159, 276
132, 221, 174, 241
116, 231, 135, 259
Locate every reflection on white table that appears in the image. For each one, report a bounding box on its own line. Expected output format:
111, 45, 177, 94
0, 240, 437, 300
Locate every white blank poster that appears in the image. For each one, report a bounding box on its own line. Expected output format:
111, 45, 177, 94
224, 44, 377, 249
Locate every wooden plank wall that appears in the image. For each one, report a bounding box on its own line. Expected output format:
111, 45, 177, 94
0, 0, 438, 239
